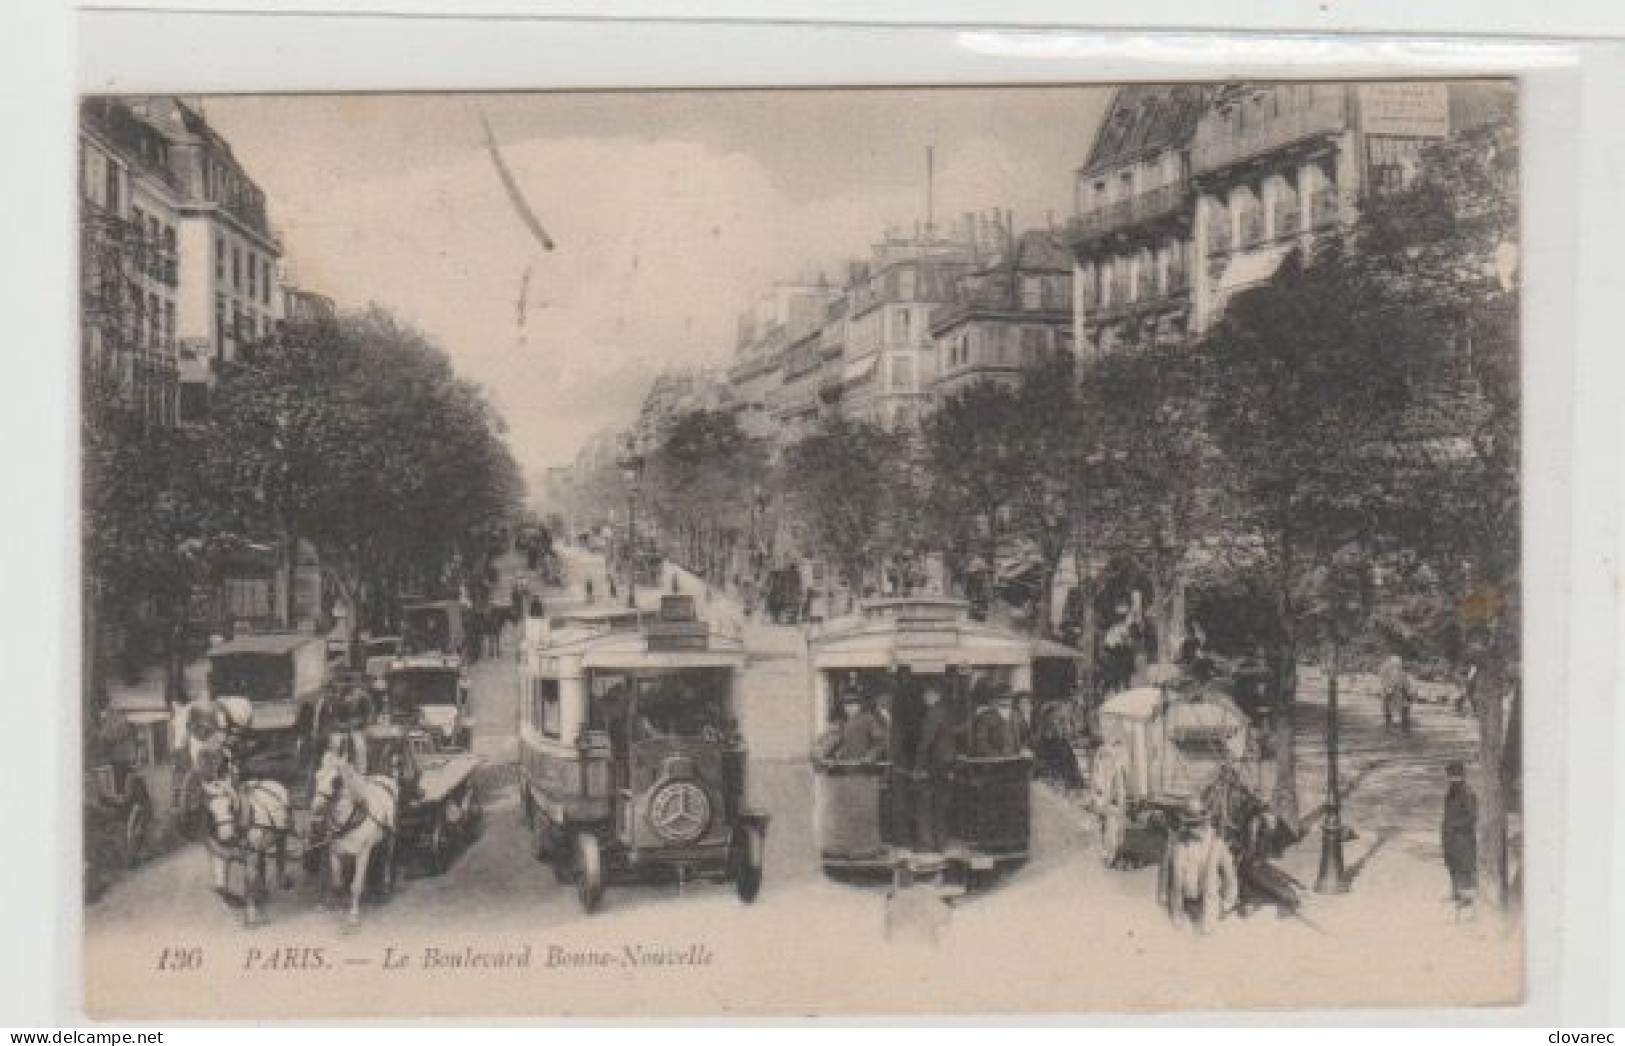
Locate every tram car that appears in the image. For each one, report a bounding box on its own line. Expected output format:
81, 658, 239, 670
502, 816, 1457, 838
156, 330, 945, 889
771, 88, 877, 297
516, 595, 768, 912
808, 598, 1060, 885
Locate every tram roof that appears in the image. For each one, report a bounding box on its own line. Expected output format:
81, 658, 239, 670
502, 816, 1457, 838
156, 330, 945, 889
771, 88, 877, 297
525, 600, 745, 670
808, 599, 1052, 670
208, 632, 324, 657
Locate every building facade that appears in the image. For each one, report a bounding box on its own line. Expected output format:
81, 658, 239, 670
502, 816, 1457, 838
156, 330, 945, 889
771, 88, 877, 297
122, 97, 284, 421
930, 226, 1074, 401
728, 282, 835, 439
1068, 81, 1513, 356
1065, 85, 1212, 359
79, 99, 184, 427
840, 229, 977, 429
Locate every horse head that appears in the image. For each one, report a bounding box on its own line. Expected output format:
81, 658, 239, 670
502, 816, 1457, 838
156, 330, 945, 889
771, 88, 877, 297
309, 748, 346, 824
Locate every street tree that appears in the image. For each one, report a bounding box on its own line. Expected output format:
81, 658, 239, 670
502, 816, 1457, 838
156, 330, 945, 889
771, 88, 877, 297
778, 414, 912, 595
1355, 120, 1521, 912
205, 308, 523, 632
1199, 241, 1419, 834
1076, 345, 1209, 659
921, 361, 1086, 635
645, 409, 768, 583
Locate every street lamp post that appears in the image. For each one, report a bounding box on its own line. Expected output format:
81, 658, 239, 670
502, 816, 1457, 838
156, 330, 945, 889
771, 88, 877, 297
619, 449, 642, 610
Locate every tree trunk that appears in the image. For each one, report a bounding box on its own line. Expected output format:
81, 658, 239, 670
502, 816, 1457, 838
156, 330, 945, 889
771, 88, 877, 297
1475, 647, 1512, 913
1038, 563, 1058, 639
1271, 635, 1301, 831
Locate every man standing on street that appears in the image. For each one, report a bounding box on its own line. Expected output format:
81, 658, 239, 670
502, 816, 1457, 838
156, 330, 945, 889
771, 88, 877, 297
1379, 652, 1413, 733
914, 685, 958, 852
1442, 760, 1478, 918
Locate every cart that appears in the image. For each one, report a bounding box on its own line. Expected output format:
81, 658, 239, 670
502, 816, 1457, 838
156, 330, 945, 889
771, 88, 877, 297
1091, 683, 1262, 868
359, 724, 485, 875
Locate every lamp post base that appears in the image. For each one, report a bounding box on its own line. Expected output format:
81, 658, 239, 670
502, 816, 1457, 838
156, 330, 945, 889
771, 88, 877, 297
1314, 815, 1350, 894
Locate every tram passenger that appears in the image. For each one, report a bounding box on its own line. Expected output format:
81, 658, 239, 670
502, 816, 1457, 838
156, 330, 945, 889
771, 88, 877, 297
971, 688, 1025, 757
914, 685, 959, 852
820, 689, 888, 763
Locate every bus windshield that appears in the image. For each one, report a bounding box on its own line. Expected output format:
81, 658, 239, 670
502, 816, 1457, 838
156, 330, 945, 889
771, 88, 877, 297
210, 654, 292, 703
385, 669, 460, 712
587, 668, 731, 741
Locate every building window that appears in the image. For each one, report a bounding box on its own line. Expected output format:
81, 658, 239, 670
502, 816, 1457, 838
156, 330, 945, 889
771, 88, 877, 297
533, 678, 561, 739
890, 355, 915, 392
104, 161, 121, 216
147, 293, 160, 350
1021, 326, 1047, 362
232, 245, 242, 291
262, 258, 273, 305
214, 295, 227, 358
1020, 276, 1043, 311
215, 236, 225, 282
898, 268, 918, 300
162, 227, 177, 285
164, 301, 176, 352
248, 252, 258, 298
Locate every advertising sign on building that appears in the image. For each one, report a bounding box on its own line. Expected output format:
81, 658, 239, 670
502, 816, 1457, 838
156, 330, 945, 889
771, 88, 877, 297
1359, 83, 1450, 138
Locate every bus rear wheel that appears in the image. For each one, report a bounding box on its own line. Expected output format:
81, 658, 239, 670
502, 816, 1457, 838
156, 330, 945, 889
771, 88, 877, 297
573, 832, 604, 913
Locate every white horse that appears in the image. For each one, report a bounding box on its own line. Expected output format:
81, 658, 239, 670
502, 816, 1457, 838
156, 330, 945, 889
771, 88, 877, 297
309, 747, 399, 927
202, 774, 294, 927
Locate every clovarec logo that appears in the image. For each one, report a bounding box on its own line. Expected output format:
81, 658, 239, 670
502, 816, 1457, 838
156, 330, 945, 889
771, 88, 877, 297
1550, 1035, 1616, 1044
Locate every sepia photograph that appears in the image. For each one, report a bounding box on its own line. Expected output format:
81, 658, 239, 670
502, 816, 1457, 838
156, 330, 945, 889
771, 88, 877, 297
77, 79, 1523, 1019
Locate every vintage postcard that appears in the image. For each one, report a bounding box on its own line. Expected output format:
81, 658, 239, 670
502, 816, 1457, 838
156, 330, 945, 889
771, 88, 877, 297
79, 80, 1523, 1019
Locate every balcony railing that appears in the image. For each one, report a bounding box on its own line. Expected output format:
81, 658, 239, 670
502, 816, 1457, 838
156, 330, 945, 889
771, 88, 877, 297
1069, 179, 1191, 246
1191, 88, 1348, 176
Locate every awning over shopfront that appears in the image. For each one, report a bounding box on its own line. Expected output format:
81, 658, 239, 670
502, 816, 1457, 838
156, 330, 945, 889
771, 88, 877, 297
842, 354, 879, 386
1215, 243, 1295, 301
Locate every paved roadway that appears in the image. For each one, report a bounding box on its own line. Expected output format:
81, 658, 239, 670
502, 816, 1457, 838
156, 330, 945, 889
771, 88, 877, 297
83, 547, 1519, 1018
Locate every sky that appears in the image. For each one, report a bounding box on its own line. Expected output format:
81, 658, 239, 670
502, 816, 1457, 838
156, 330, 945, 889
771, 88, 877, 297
203, 87, 1111, 493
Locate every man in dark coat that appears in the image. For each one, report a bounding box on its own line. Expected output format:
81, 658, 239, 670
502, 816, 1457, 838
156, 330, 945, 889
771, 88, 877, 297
1442, 760, 1478, 917
914, 685, 958, 851
820, 691, 888, 763
970, 692, 1025, 757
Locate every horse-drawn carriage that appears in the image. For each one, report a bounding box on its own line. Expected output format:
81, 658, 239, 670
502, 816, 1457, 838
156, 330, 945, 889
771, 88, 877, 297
341, 723, 485, 876
1090, 680, 1265, 868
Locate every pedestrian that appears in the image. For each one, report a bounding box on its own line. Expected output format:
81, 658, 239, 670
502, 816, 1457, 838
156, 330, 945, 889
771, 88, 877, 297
1379, 653, 1413, 732
584, 577, 595, 604
913, 685, 958, 852
1158, 795, 1238, 934
607, 575, 617, 600
1441, 760, 1478, 918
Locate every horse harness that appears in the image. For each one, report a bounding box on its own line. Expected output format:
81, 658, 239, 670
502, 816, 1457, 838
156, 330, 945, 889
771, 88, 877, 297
317, 770, 399, 840
204, 780, 293, 864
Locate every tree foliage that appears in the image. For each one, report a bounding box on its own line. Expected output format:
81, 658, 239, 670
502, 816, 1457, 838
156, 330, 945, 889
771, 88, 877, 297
197, 307, 523, 628
644, 409, 768, 579
778, 414, 912, 590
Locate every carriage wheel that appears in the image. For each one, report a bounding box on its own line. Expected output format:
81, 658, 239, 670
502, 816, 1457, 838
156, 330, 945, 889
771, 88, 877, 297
732, 822, 765, 904
463, 787, 484, 844
123, 791, 151, 869
378, 835, 398, 898
573, 832, 604, 913
426, 808, 450, 875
